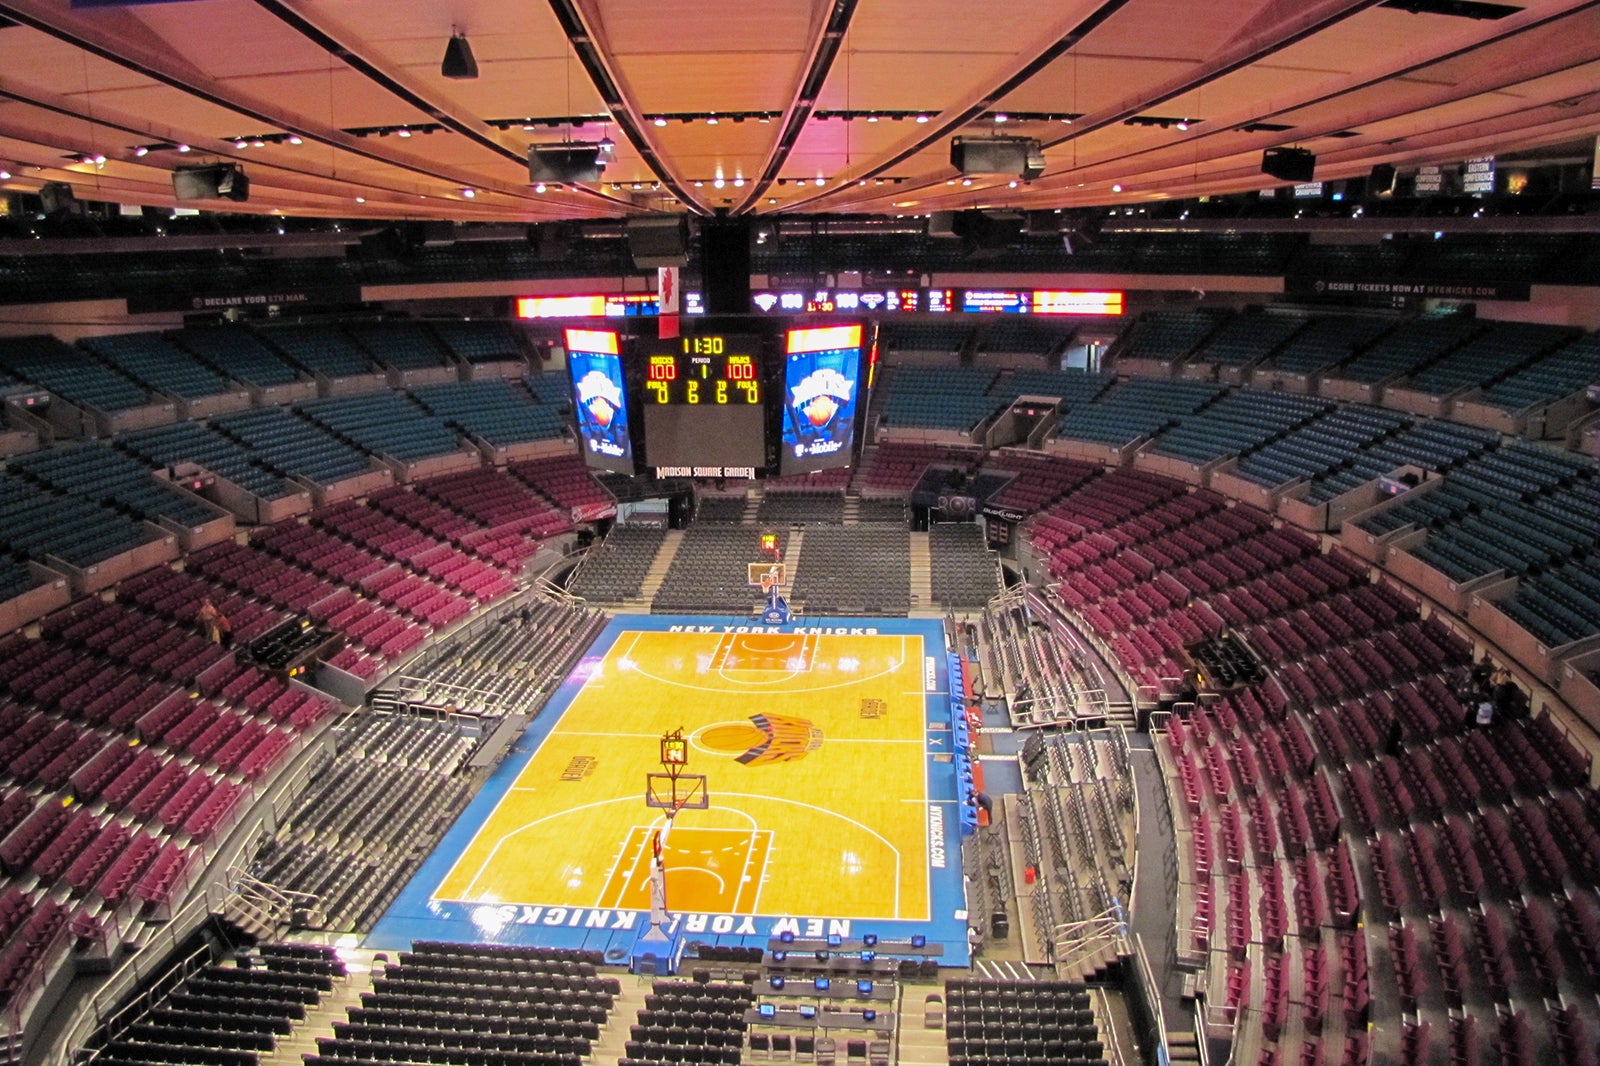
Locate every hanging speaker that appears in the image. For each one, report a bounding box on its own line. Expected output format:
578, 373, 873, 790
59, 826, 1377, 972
173, 163, 250, 202
1262, 147, 1315, 183
626, 216, 689, 269
1369, 163, 1396, 193
528, 145, 604, 185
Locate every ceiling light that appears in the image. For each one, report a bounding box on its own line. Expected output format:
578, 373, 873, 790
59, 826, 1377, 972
1111, 183, 1123, 192
733, 177, 745, 188
994, 114, 1008, 123
866, 115, 878, 123
1176, 121, 1190, 131
250, 140, 266, 148
534, 182, 546, 193
1008, 180, 1018, 188
0, 170, 9, 181
705, 115, 719, 125
768, 197, 777, 204
177, 144, 190, 152
916, 114, 930, 123
134, 146, 149, 157
598, 138, 615, 153
441, 31, 479, 80
288, 136, 302, 145
961, 178, 973, 186
653, 117, 668, 127
234, 140, 248, 149
355, 196, 366, 203
713, 177, 725, 188
397, 128, 411, 138
814, 177, 825, 186
461, 187, 476, 198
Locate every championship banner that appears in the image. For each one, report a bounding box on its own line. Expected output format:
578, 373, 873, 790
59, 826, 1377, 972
658, 266, 680, 340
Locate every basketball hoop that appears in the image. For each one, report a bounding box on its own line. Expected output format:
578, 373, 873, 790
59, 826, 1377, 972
760, 572, 777, 596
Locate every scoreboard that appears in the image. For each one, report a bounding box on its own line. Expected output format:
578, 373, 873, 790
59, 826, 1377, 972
641, 334, 766, 473
644, 336, 762, 407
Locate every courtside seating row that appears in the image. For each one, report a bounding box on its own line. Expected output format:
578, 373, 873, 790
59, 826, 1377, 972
80, 943, 343, 1065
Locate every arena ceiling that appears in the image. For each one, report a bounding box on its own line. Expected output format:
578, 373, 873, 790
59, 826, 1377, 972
0, 0, 1596, 224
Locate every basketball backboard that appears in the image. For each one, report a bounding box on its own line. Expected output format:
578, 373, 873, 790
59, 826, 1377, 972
645, 772, 709, 810
747, 562, 789, 587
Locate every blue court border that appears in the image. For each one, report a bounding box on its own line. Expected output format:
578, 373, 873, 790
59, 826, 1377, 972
367, 614, 971, 966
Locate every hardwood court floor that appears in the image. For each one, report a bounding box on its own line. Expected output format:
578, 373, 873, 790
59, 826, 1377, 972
432, 628, 932, 921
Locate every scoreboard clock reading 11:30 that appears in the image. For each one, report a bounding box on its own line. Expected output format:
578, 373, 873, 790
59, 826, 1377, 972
644, 336, 761, 406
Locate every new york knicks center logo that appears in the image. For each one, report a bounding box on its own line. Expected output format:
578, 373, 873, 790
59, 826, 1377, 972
699, 713, 824, 766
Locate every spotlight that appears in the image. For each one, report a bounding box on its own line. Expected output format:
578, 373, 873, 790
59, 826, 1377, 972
461, 187, 476, 198
705, 115, 719, 125
814, 176, 825, 186
1111, 183, 1123, 192
916, 114, 930, 123
397, 128, 412, 138
0, 170, 10, 180
653, 117, 667, 127
250, 140, 265, 148
1176, 120, 1190, 131
355, 196, 366, 203
176, 144, 191, 152
534, 182, 546, 193
134, 146, 149, 158
288, 136, 303, 145
234, 140, 248, 149
441, 30, 479, 80
598, 137, 615, 153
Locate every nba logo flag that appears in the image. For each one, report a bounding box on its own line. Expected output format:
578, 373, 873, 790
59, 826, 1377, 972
658, 266, 680, 340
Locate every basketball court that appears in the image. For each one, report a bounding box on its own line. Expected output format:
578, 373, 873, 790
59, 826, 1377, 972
369, 615, 970, 963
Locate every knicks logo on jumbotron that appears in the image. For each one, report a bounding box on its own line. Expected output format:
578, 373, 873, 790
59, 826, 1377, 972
699, 713, 823, 766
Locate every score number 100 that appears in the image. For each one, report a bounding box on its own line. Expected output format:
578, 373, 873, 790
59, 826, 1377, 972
645, 352, 761, 405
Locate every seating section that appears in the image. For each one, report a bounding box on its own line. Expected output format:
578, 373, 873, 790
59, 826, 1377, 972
298, 392, 464, 462
430, 319, 527, 364
653, 523, 774, 614
397, 598, 605, 717
10, 440, 227, 530
856, 442, 982, 496
1496, 554, 1600, 649
880, 365, 1002, 431
988, 368, 1113, 411
80, 332, 238, 401
408, 379, 566, 446
343, 321, 452, 372
81, 941, 343, 1065
627, 978, 751, 1066
880, 321, 974, 354
174, 325, 306, 387
944, 979, 1109, 1066
982, 593, 1109, 727
508, 454, 614, 518
0, 579, 344, 1021
258, 324, 377, 379
1189, 312, 1308, 369
0, 469, 163, 568
0, 334, 153, 413
1053, 378, 1225, 449
929, 523, 1001, 608
1304, 418, 1494, 503
570, 525, 667, 603
790, 524, 911, 616
213, 405, 374, 486
979, 317, 1075, 354
1400, 320, 1575, 397
312, 941, 615, 1066
118, 420, 299, 500
249, 713, 475, 931
1148, 390, 1329, 465
1478, 331, 1600, 412
1267, 314, 1395, 377
1113, 310, 1225, 365
1233, 404, 1411, 492
757, 489, 846, 525
1323, 315, 1484, 386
